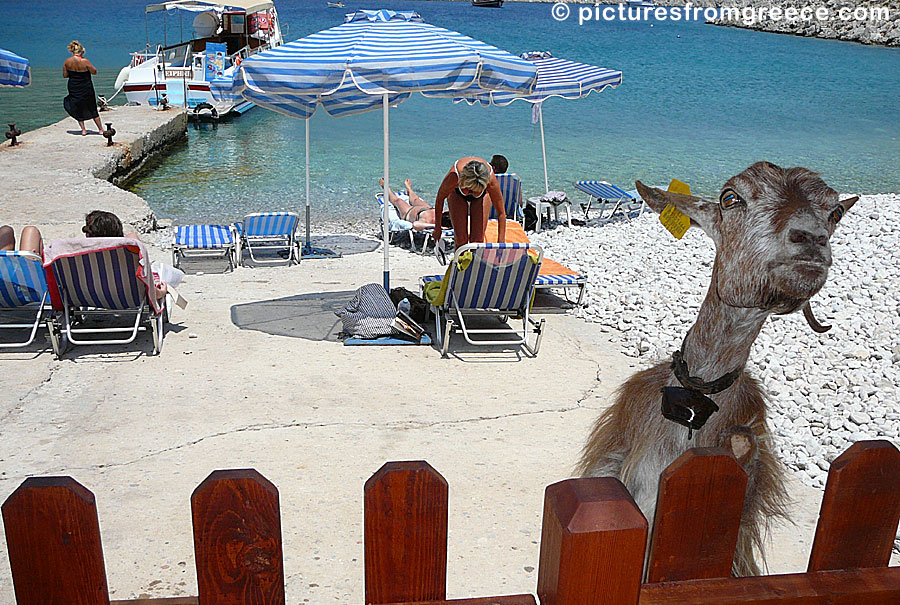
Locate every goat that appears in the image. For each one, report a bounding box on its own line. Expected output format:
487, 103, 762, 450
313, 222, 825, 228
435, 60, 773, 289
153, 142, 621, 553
577, 162, 858, 575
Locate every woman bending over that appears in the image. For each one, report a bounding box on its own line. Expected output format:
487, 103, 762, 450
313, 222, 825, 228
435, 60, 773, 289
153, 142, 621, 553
433, 157, 506, 247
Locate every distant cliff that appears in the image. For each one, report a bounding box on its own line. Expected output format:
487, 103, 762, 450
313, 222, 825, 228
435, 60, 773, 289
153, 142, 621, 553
653, 0, 900, 46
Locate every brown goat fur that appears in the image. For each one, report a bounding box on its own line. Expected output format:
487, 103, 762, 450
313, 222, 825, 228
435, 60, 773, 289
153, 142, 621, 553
577, 162, 858, 576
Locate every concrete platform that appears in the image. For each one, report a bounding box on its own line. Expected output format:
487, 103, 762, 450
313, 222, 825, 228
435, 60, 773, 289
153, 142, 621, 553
0, 105, 186, 238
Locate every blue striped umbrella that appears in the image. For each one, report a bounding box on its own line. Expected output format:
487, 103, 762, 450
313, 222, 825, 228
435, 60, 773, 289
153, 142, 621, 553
236, 9, 537, 286
457, 51, 623, 192
0, 48, 31, 88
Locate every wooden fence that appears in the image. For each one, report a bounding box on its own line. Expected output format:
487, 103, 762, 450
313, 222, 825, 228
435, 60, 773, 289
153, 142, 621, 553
3, 440, 899, 604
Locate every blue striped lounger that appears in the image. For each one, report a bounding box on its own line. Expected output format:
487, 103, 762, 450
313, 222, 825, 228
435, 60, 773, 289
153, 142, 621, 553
0, 251, 50, 348
420, 242, 546, 357
236, 212, 301, 265
44, 238, 166, 358
172, 224, 236, 270
574, 180, 646, 220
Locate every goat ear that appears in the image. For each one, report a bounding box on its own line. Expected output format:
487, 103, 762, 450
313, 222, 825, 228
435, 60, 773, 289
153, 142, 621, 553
635, 180, 718, 229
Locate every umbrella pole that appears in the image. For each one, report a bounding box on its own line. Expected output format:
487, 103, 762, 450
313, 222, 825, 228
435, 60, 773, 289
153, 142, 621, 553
539, 104, 549, 194
382, 93, 390, 290
305, 118, 311, 252
301, 118, 339, 259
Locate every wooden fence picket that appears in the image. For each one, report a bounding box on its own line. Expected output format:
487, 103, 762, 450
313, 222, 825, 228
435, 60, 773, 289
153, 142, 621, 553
364, 461, 449, 604
191, 469, 285, 605
536, 477, 647, 605
808, 439, 900, 572
646, 448, 748, 583
1, 476, 110, 605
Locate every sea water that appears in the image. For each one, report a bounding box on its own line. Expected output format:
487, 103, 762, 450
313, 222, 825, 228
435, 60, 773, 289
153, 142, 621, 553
2, 0, 898, 226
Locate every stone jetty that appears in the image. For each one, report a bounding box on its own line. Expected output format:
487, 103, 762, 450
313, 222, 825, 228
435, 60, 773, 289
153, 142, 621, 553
0, 106, 187, 239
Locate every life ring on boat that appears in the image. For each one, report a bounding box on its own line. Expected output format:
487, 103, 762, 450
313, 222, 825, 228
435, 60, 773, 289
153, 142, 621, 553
193, 102, 219, 120
234, 56, 242, 66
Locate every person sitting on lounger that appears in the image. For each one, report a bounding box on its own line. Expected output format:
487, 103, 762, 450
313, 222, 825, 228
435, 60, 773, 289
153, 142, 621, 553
489, 154, 508, 176
380, 177, 452, 231
433, 157, 506, 247
0, 225, 43, 256
82, 210, 167, 303
82, 210, 141, 239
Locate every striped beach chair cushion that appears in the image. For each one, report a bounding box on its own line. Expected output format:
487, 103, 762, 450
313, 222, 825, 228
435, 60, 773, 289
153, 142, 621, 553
535, 274, 585, 287
493, 173, 523, 221
575, 180, 634, 201
0, 251, 47, 307
240, 212, 300, 237
174, 225, 233, 249
50, 247, 145, 310
449, 243, 540, 311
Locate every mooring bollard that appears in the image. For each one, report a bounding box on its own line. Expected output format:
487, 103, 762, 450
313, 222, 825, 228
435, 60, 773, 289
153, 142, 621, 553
102, 123, 115, 147
6, 123, 21, 146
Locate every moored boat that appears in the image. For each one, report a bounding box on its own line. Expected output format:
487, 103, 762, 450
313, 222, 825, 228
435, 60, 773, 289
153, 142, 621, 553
472, 0, 503, 7
327, 2, 345, 7
118, 0, 283, 120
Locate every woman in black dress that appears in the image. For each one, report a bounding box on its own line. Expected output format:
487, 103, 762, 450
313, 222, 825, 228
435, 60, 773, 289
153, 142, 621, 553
63, 41, 105, 136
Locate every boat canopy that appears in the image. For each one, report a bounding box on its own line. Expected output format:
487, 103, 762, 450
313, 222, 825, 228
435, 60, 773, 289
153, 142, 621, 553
146, 0, 273, 14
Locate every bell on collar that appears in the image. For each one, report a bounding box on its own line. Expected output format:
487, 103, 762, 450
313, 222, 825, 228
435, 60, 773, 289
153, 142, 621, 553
661, 386, 720, 440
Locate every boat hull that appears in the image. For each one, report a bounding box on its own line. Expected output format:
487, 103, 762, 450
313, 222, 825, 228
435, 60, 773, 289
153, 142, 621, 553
123, 79, 251, 119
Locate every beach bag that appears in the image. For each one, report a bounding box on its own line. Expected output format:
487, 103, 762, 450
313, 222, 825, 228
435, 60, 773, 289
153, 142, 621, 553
389, 287, 427, 324
335, 283, 397, 339
523, 204, 538, 232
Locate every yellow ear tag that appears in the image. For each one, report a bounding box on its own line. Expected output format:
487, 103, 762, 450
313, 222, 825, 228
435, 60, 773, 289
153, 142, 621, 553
660, 204, 690, 239
658, 178, 692, 239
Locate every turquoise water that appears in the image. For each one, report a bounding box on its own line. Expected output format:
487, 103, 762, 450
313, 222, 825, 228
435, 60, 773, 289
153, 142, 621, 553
3, 0, 899, 226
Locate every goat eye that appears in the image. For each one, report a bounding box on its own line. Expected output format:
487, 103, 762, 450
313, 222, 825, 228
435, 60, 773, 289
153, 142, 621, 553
830, 205, 845, 223
719, 189, 742, 209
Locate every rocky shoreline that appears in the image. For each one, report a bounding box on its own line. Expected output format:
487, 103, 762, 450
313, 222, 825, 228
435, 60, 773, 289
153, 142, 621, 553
660, 0, 900, 47
504, 0, 900, 47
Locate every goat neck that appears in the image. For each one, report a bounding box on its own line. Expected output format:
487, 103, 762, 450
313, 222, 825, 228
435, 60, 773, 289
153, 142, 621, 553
679, 266, 770, 385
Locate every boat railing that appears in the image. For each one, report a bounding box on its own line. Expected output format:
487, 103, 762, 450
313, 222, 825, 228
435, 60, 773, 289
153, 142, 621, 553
129, 49, 159, 67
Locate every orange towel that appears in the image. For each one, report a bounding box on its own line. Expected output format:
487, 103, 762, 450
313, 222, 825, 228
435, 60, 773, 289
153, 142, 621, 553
484, 221, 579, 277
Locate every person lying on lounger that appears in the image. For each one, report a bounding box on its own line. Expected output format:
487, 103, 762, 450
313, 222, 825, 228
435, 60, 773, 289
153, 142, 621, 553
82, 210, 167, 304
380, 177, 452, 231
0, 225, 43, 256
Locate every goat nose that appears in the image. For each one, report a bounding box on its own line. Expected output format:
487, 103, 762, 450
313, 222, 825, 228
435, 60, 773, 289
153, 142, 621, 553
789, 228, 827, 247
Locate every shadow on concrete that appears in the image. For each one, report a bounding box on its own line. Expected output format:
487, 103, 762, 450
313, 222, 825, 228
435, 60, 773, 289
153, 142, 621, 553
230, 291, 354, 342
300, 234, 379, 256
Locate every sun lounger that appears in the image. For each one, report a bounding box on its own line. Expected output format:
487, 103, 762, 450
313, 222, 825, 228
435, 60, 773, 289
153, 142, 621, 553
172, 224, 237, 270
484, 220, 586, 306
0, 251, 51, 348
379, 192, 455, 257
43, 238, 167, 358
492, 173, 525, 223
574, 180, 646, 220
420, 242, 545, 357
236, 212, 300, 265
377, 192, 422, 252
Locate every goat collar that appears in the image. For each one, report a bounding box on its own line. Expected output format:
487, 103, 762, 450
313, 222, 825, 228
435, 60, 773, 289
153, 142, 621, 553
671, 339, 743, 395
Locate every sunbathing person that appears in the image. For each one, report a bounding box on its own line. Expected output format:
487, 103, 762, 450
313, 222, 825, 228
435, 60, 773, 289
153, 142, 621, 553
380, 177, 451, 231
82, 210, 140, 239
433, 157, 506, 247
82, 210, 166, 303
0, 225, 43, 256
